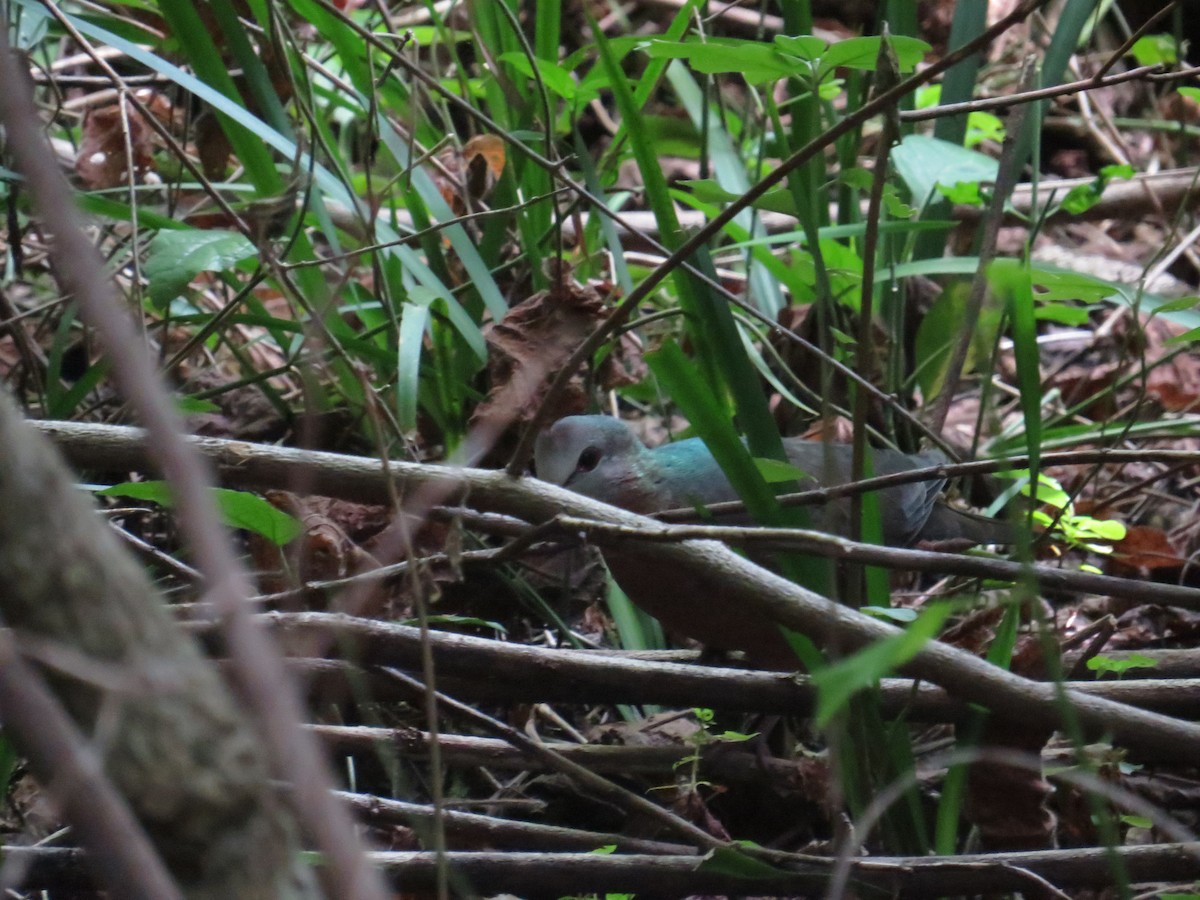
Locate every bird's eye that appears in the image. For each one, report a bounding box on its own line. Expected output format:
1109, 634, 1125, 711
576, 446, 602, 474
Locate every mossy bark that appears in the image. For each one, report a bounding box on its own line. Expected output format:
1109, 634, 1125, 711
0, 390, 321, 899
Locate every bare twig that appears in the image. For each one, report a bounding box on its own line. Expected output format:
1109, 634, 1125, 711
37, 418, 1200, 609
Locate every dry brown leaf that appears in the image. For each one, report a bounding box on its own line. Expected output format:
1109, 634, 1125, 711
1108, 525, 1185, 579
469, 262, 615, 442
75, 98, 160, 189
433, 134, 506, 218
250, 490, 383, 613
1118, 316, 1200, 412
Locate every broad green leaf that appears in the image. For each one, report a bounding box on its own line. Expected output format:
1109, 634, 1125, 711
771, 34, 826, 61
892, 134, 999, 208
820, 239, 864, 308
144, 230, 256, 306
1130, 34, 1177, 66
1166, 325, 1200, 344
98, 482, 302, 545
1034, 302, 1090, 325
210, 488, 304, 545
937, 181, 985, 205
1060, 164, 1133, 215
644, 37, 795, 83
1101, 163, 1135, 180
965, 111, 1004, 147
1149, 296, 1200, 316
815, 35, 929, 78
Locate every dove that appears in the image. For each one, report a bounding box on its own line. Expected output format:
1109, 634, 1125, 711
534, 415, 1010, 544
534, 415, 1011, 669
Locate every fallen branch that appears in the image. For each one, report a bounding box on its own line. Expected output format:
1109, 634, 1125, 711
35, 421, 1200, 764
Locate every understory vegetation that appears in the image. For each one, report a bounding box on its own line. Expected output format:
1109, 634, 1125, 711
1, 0, 1199, 896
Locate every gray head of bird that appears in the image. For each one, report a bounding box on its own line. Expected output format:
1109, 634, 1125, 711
533, 415, 653, 509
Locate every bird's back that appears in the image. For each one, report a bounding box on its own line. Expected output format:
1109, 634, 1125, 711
647, 438, 744, 509
647, 436, 949, 544
780, 441, 948, 544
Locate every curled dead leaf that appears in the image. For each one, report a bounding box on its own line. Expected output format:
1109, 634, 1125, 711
433, 134, 506, 217
469, 266, 620, 451
75, 94, 170, 189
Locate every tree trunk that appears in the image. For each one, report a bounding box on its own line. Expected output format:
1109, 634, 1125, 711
0, 389, 322, 899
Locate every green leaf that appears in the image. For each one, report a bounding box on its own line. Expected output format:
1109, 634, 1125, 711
882, 186, 917, 219
1060, 182, 1103, 215
1076, 518, 1127, 541
862, 606, 919, 623
605, 572, 665, 653
1166, 324, 1200, 344
98, 481, 177, 505
156, 0, 282, 192
1017, 471, 1071, 508
813, 604, 952, 728
1129, 34, 1177, 66
965, 111, 1005, 147
937, 181, 985, 206
913, 280, 1003, 399
815, 35, 929, 78
643, 37, 794, 84
715, 730, 758, 742
839, 167, 873, 191
1059, 164, 1133, 215
752, 457, 812, 483
1149, 296, 1200, 316
771, 34, 826, 62
682, 179, 798, 216
991, 260, 1041, 470
698, 846, 788, 878
98, 482, 302, 545
212, 488, 304, 544
1100, 163, 1134, 181
396, 288, 435, 432
1034, 302, 1090, 325
497, 52, 598, 105
1086, 653, 1157, 677
892, 135, 998, 208
176, 396, 221, 414
144, 229, 256, 307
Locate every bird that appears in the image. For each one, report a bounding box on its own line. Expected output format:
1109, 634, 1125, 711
534, 415, 1011, 544
534, 415, 1012, 669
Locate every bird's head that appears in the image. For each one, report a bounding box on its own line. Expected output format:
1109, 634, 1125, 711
533, 415, 647, 507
